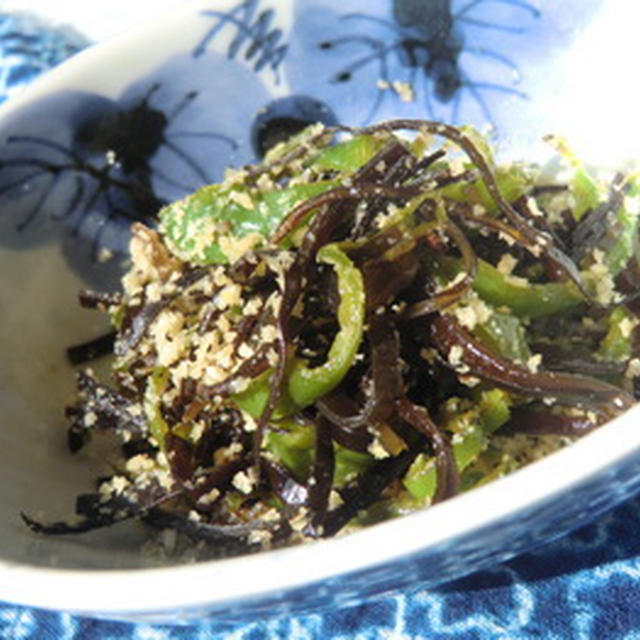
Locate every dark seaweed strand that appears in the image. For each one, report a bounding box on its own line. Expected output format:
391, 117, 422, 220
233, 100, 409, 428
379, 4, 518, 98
314, 313, 404, 433
303, 416, 336, 537
72, 370, 148, 437
361, 245, 420, 311
116, 265, 211, 356
502, 406, 601, 437
315, 392, 374, 441
21, 512, 109, 535
260, 458, 309, 508
348, 217, 409, 264
26, 451, 273, 547
429, 313, 635, 410
141, 508, 273, 551
351, 139, 411, 186
270, 183, 424, 245
366, 313, 404, 423
533, 348, 628, 378
349, 120, 590, 300
328, 416, 372, 452
350, 140, 421, 238
446, 199, 535, 250
319, 448, 418, 538
353, 120, 542, 242
413, 148, 448, 175
395, 397, 460, 503
22, 484, 182, 535
196, 345, 272, 401
514, 194, 566, 249
314, 314, 457, 525
164, 432, 197, 482
77, 289, 123, 310
243, 126, 335, 181
116, 299, 167, 357
231, 312, 262, 350
531, 184, 569, 197
405, 218, 478, 318
67, 331, 116, 364
252, 180, 416, 461
570, 172, 628, 264
187, 457, 250, 503
197, 303, 224, 335
251, 333, 286, 465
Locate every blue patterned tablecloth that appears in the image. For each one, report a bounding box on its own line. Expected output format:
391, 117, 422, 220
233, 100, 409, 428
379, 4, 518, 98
1, 6, 640, 639
3, 493, 640, 639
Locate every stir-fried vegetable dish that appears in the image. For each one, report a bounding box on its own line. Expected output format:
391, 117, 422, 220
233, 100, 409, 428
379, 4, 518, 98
24, 119, 640, 557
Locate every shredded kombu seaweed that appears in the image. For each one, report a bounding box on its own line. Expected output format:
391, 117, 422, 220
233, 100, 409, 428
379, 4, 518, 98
24, 119, 640, 557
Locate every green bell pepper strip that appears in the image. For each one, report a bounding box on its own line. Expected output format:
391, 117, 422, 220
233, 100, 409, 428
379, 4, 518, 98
473, 259, 584, 318
460, 447, 518, 491
599, 306, 638, 362
232, 369, 289, 421
603, 175, 640, 275
158, 130, 408, 265
473, 311, 532, 363
572, 167, 600, 221
435, 255, 584, 318
543, 134, 602, 220
143, 368, 196, 453
308, 134, 386, 173
333, 446, 375, 486
262, 123, 333, 165
109, 305, 125, 332
233, 242, 366, 416
444, 205, 639, 318
264, 419, 374, 485
287, 243, 366, 407
264, 419, 315, 482
159, 180, 338, 264
436, 171, 637, 316
143, 368, 170, 452
402, 389, 511, 500
437, 165, 530, 213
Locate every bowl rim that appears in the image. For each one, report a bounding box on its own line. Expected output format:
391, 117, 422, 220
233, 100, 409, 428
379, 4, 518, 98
1, 0, 640, 617
2, 405, 640, 615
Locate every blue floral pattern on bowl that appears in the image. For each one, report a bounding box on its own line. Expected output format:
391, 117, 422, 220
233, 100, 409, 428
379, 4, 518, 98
0, 0, 601, 287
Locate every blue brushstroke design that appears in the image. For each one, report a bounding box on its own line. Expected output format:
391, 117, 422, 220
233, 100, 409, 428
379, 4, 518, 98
0, 11, 88, 103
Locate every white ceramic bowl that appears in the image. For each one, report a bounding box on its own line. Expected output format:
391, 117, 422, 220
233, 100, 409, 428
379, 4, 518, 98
1, 0, 640, 623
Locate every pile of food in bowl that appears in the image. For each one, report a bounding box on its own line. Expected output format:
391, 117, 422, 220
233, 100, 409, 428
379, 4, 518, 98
24, 119, 640, 558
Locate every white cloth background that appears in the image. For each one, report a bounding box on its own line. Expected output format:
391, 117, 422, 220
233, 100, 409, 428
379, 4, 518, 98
2, 0, 184, 41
